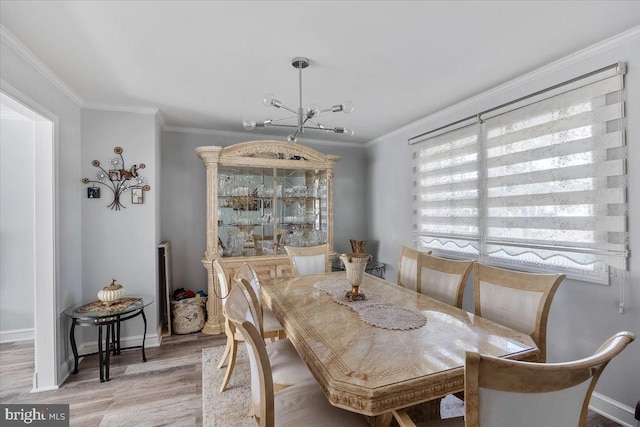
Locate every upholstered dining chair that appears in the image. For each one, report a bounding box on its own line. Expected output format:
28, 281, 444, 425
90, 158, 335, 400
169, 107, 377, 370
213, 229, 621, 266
473, 263, 565, 362
235, 278, 316, 392
234, 263, 285, 341
284, 244, 331, 276
224, 284, 370, 427
397, 246, 431, 291
218, 260, 311, 393
392, 331, 635, 427
417, 254, 473, 308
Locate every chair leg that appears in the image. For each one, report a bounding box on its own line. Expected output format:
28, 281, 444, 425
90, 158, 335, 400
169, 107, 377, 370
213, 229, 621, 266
219, 338, 238, 392
217, 334, 233, 369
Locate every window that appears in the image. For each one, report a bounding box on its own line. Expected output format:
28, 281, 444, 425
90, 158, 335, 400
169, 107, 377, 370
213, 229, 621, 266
411, 64, 628, 283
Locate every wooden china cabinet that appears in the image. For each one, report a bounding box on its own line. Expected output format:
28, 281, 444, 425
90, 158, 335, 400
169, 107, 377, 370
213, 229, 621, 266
196, 140, 339, 334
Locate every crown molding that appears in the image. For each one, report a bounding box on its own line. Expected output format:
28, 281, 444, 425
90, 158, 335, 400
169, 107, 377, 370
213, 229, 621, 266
163, 125, 366, 149
366, 25, 640, 147
1, 79, 59, 125
82, 102, 160, 115
0, 24, 84, 106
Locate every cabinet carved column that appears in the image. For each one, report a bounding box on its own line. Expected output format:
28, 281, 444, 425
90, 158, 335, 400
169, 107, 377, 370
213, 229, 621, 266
196, 146, 224, 335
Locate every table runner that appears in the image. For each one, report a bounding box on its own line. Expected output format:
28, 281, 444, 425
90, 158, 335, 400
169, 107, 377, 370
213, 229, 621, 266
314, 279, 426, 330
74, 297, 142, 314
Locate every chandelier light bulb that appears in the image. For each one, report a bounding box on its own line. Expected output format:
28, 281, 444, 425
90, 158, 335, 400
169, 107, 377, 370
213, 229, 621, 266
334, 127, 355, 136
342, 101, 354, 114
287, 134, 298, 143
262, 93, 275, 107
243, 118, 257, 131
307, 103, 320, 117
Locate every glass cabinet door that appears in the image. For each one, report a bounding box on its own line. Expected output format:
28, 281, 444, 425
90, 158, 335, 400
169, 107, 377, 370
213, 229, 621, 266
217, 165, 328, 258
218, 166, 275, 257
276, 168, 328, 251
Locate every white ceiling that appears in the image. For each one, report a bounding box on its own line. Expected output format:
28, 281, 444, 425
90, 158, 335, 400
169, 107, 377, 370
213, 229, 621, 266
1, 1, 639, 143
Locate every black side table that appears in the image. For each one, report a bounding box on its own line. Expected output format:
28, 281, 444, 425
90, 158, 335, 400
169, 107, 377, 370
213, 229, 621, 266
63, 295, 153, 382
332, 258, 386, 279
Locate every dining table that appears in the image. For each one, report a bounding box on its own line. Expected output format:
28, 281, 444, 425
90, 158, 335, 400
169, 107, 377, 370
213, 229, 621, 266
260, 271, 540, 427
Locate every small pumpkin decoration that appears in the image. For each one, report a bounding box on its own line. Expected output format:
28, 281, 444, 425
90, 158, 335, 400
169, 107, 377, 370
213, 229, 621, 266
98, 279, 125, 306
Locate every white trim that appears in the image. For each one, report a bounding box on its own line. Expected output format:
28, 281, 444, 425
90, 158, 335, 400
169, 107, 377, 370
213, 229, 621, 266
0, 328, 34, 343
156, 110, 167, 129
163, 125, 366, 148
82, 102, 160, 115
1, 81, 60, 393
30, 383, 59, 393
367, 25, 640, 147
0, 25, 84, 106
590, 392, 637, 427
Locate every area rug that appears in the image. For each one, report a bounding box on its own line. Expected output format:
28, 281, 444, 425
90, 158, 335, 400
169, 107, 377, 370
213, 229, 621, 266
202, 343, 465, 427
202, 344, 254, 427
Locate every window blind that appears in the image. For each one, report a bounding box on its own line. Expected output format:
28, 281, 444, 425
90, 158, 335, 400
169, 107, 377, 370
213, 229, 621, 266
412, 121, 481, 256
411, 63, 628, 282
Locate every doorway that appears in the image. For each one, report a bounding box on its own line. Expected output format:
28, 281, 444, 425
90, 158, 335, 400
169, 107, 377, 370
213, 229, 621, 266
0, 90, 57, 391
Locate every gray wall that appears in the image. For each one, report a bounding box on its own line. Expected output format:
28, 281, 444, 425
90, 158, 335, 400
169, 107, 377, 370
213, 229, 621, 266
1, 37, 82, 385
366, 37, 640, 409
81, 109, 160, 340
0, 110, 35, 332
160, 130, 368, 292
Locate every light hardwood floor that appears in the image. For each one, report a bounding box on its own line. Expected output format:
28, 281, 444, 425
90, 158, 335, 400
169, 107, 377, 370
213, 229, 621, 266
0, 334, 624, 427
1, 333, 224, 426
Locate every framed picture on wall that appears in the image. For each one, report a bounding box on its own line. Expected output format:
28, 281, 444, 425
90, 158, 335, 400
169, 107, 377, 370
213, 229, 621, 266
132, 187, 143, 204
87, 187, 100, 199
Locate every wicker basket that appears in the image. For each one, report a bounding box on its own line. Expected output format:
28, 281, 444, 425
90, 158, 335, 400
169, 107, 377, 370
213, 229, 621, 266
171, 297, 207, 334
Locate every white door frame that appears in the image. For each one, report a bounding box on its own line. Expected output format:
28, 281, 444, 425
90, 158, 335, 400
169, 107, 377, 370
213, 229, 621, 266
1, 82, 59, 391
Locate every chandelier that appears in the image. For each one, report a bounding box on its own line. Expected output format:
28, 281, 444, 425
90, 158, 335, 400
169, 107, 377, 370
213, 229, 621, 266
242, 57, 354, 142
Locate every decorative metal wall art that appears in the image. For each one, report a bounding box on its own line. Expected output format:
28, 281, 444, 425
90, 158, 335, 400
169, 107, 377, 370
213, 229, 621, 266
82, 146, 151, 210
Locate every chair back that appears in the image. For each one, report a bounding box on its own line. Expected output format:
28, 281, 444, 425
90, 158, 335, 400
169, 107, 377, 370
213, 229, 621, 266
473, 262, 564, 361
223, 284, 274, 427
417, 253, 472, 308
234, 263, 261, 303
284, 244, 330, 276
212, 256, 231, 300
398, 247, 430, 291
464, 331, 635, 427
234, 264, 265, 336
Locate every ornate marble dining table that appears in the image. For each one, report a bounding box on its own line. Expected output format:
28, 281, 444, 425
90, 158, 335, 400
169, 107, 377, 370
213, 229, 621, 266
260, 271, 540, 427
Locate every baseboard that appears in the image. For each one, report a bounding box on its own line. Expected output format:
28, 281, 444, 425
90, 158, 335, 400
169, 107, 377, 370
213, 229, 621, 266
590, 392, 638, 427
78, 332, 161, 354
30, 384, 59, 393
0, 328, 34, 343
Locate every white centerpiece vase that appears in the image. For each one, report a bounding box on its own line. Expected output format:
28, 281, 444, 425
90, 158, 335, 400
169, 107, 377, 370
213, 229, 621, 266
340, 253, 372, 301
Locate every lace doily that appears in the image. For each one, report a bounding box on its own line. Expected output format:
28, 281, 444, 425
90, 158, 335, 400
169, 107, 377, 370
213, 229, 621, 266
314, 279, 351, 295
332, 292, 385, 308
314, 279, 384, 307
314, 279, 426, 330
357, 305, 427, 330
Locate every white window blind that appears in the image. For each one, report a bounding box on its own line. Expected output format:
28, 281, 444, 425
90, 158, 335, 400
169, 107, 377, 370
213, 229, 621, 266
411, 64, 628, 283
412, 121, 481, 256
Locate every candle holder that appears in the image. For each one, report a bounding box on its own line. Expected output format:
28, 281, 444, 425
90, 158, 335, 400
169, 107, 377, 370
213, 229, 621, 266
340, 253, 372, 301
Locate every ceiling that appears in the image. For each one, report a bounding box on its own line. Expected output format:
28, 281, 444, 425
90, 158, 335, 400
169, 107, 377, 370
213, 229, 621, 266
1, 1, 639, 144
